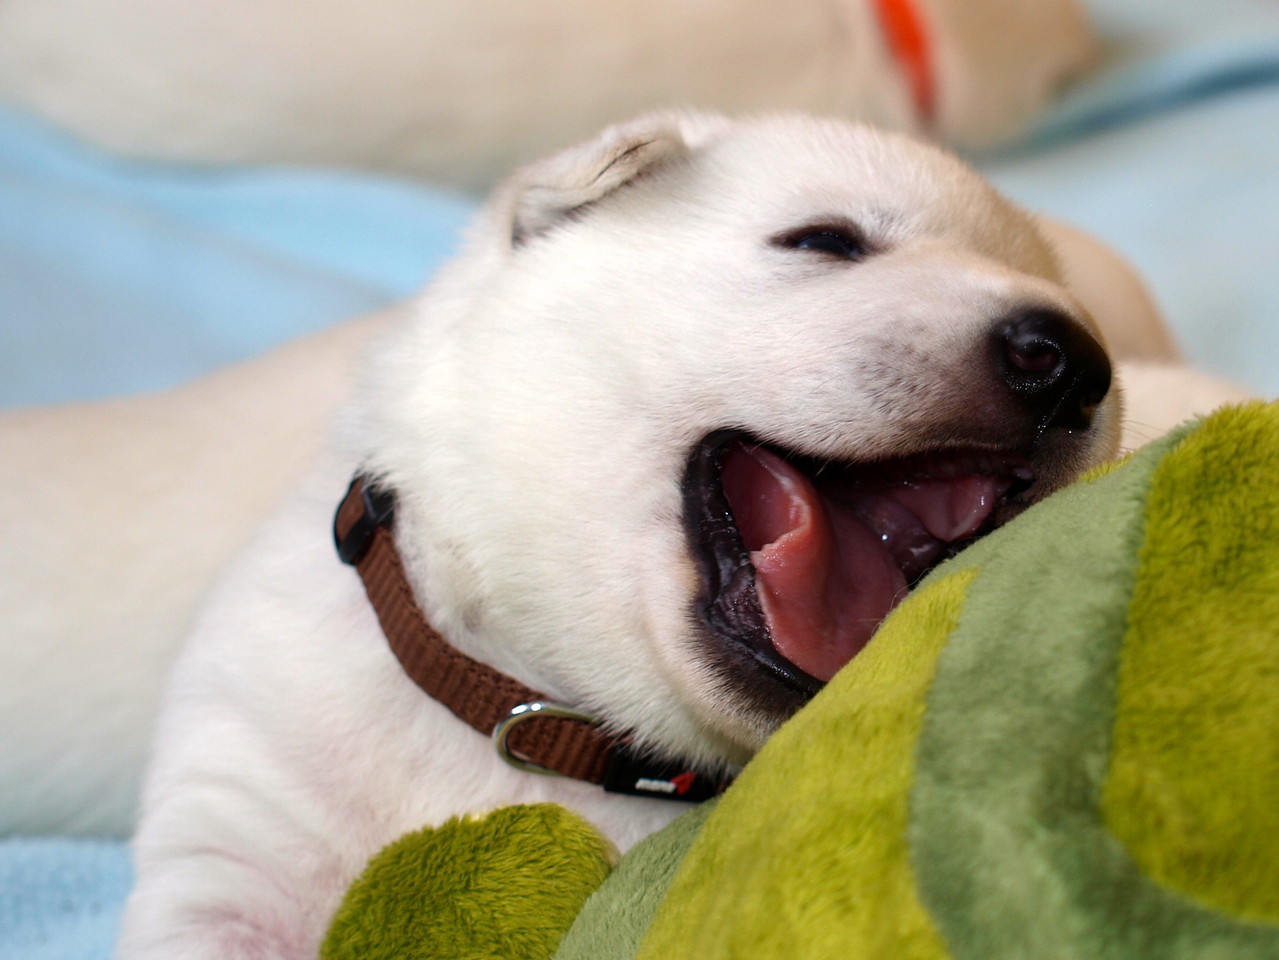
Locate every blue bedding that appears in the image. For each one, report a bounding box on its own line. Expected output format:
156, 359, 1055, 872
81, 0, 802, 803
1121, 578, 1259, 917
0, 113, 474, 406
0, 841, 129, 960
2, 0, 1278, 955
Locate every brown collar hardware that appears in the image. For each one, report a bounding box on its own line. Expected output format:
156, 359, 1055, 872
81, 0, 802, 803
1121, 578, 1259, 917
334, 476, 732, 802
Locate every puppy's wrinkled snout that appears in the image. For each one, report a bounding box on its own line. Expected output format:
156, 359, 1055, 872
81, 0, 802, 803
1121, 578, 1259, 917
998, 309, 1112, 431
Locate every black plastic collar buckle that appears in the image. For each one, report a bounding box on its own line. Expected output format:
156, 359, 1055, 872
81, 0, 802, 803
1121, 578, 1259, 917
602, 749, 732, 803
335, 477, 397, 566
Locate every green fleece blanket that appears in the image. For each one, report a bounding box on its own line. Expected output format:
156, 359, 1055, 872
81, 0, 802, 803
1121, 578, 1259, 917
323, 402, 1279, 960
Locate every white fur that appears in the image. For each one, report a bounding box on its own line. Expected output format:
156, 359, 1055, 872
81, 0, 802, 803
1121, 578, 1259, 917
109, 112, 1156, 958
0, 0, 1095, 189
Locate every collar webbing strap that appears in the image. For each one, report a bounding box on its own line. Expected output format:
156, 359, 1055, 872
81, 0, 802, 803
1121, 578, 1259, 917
334, 476, 729, 801
872, 0, 937, 124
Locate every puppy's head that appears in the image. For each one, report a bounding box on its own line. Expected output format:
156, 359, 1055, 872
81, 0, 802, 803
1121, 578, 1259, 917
364, 112, 1120, 769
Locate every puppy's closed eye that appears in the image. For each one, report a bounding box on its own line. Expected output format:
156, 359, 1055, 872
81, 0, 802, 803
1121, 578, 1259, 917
773, 221, 870, 261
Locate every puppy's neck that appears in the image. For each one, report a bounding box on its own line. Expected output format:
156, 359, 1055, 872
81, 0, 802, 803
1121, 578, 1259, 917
334, 475, 731, 803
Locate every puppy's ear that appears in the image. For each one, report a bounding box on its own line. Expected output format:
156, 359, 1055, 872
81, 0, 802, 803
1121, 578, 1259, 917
498, 112, 721, 246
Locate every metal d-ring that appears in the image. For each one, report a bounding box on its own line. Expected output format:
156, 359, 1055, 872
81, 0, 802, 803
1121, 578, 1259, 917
492, 701, 599, 776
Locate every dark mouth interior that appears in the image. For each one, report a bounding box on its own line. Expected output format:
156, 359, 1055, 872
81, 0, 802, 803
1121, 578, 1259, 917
683, 430, 1032, 696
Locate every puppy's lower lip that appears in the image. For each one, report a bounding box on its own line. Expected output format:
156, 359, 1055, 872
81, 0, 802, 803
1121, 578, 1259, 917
683, 432, 1027, 696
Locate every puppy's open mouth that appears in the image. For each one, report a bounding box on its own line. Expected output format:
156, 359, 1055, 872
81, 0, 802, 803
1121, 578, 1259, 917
684, 431, 1032, 705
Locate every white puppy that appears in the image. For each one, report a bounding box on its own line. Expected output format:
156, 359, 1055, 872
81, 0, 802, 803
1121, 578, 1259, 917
120, 112, 1127, 959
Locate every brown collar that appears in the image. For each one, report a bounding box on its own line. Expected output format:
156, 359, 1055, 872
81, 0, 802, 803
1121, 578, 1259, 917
334, 476, 730, 802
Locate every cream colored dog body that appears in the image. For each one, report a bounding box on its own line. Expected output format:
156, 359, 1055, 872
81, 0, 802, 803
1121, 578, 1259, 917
106, 112, 1177, 958
0, 315, 394, 837
0, 0, 1095, 189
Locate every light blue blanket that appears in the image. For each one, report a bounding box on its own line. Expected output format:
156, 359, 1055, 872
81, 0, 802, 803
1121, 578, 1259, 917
2, 0, 1278, 956
0, 841, 129, 960
0, 112, 474, 405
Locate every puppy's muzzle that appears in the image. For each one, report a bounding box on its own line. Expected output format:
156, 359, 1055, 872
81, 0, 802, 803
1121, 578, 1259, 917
998, 308, 1112, 433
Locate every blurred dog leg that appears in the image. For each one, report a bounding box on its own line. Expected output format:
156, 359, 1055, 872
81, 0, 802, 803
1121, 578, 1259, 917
1117, 360, 1257, 453
0, 309, 393, 836
1037, 216, 1181, 364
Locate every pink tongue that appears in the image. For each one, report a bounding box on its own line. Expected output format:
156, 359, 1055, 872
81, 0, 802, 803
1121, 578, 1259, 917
720, 444, 1000, 683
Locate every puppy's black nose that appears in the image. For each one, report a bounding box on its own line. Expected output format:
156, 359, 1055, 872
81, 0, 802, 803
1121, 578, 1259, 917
998, 309, 1112, 431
